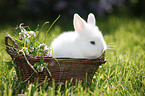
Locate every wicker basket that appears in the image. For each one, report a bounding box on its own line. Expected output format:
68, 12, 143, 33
5, 35, 106, 83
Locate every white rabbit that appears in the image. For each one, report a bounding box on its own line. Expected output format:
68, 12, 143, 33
50, 13, 107, 58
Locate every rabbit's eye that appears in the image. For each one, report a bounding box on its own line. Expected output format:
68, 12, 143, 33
90, 41, 95, 45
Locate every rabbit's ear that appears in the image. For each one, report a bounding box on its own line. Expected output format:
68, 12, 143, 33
87, 13, 96, 25
73, 14, 86, 32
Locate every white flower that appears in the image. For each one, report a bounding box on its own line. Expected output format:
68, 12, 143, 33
19, 32, 22, 39
44, 45, 49, 52
28, 47, 34, 53
28, 31, 36, 38
38, 43, 45, 51
20, 27, 27, 33
36, 64, 44, 72
19, 32, 25, 39
38, 43, 49, 52
99, 66, 102, 68
93, 75, 96, 79
19, 30, 29, 39
29, 47, 34, 51
37, 43, 50, 55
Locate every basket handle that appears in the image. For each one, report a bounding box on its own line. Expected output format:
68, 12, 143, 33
5, 35, 19, 49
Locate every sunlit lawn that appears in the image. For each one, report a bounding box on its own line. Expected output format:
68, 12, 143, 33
0, 16, 145, 95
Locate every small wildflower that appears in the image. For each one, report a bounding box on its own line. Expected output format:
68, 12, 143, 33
38, 43, 45, 50
99, 66, 102, 68
17, 23, 51, 56
36, 64, 44, 72
19, 30, 29, 40
29, 47, 34, 53
28, 31, 36, 38
38, 43, 49, 52
93, 75, 96, 78
44, 45, 49, 52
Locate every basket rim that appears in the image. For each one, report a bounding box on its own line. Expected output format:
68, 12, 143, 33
27, 52, 105, 59
22, 53, 106, 64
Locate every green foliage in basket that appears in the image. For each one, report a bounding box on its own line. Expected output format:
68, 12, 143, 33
13, 15, 60, 57
8, 16, 60, 73
14, 23, 50, 56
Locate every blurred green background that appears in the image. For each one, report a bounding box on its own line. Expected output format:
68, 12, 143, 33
0, 0, 145, 25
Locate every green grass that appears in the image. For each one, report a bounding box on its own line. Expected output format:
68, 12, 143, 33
0, 16, 145, 95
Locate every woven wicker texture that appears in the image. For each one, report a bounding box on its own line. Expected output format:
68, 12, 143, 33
5, 35, 106, 83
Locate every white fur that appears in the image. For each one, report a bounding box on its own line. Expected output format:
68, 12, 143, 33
50, 13, 107, 58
